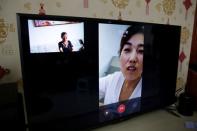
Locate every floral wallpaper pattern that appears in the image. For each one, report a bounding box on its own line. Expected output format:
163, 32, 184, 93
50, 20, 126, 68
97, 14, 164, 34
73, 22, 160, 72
0, 0, 196, 91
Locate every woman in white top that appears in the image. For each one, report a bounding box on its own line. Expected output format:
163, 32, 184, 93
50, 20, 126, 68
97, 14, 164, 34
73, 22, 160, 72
99, 25, 144, 105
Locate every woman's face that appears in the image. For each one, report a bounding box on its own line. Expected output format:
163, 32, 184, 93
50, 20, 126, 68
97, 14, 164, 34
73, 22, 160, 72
120, 33, 144, 81
63, 34, 68, 41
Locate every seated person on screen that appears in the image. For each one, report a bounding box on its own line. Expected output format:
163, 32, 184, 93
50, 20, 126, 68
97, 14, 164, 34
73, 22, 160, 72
99, 25, 144, 106
79, 39, 85, 51
58, 32, 73, 53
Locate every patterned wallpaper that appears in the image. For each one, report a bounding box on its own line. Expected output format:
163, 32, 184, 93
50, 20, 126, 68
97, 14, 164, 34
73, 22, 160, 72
0, 0, 196, 91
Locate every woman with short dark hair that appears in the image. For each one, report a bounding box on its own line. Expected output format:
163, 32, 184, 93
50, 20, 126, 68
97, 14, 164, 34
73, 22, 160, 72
58, 32, 73, 53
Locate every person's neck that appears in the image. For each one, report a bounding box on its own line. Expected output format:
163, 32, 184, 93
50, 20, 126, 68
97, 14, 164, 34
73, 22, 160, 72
63, 40, 68, 43
119, 77, 141, 101
124, 77, 141, 90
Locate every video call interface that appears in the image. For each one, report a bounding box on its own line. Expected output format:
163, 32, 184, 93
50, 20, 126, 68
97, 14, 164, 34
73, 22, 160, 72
28, 19, 143, 123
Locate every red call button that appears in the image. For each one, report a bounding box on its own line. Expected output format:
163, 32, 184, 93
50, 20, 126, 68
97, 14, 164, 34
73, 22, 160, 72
117, 104, 126, 113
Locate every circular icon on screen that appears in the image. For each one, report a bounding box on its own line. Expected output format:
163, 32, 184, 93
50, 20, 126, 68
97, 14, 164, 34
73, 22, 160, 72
104, 110, 110, 116
117, 104, 126, 113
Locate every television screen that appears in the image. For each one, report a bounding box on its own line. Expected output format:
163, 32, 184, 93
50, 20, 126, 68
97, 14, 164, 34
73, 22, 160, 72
17, 13, 181, 130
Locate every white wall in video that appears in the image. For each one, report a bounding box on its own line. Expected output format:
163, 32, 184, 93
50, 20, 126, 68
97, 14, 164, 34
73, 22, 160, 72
99, 24, 129, 77
28, 20, 84, 53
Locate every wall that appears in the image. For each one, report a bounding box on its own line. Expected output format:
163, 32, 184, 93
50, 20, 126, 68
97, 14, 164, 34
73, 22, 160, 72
0, 0, 196, 90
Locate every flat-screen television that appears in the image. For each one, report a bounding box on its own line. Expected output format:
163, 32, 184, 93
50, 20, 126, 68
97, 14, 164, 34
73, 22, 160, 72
17, 13, 181, 130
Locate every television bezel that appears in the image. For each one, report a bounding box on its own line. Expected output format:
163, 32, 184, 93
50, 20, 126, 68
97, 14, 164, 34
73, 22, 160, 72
17, 13, 181, 130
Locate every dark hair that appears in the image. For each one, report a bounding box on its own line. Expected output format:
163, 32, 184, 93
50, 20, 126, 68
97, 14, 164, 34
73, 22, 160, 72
119, 25, 144, 56
61, 32, 67, 39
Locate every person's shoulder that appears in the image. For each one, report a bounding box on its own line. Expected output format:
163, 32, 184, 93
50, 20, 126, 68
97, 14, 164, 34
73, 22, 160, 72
112, 71, 122, 76
68, 40, 73, 46
113, 71, 123, 80
58, 41, 62, 44
105, 71, 122, 80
